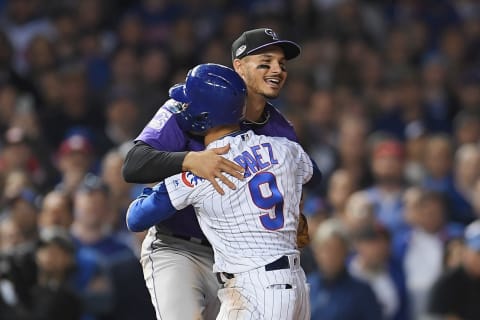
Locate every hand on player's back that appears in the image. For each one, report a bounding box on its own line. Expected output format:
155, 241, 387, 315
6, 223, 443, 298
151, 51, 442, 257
182, 144, 245, 195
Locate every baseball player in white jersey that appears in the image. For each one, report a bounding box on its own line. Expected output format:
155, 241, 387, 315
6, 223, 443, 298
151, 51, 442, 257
167, 131, 313, 320
126, 63, 319, 319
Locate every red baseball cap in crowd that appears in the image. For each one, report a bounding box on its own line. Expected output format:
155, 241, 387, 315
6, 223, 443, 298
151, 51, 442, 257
58, 134, 93, 157
373, 140, 405, 159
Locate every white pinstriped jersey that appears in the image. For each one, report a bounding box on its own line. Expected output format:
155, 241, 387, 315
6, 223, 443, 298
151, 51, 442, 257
164, 130, 313, 274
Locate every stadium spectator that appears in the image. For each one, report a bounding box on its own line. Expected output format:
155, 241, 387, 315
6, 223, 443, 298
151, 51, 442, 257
99, 148, 143, 238
37, 190, 73, 231
421, 134, 454, 191
54, 133, 96, 195
336, 114, 372, 189
30, 227, 82, 320
449, 143, 480, 223
308, 218, 382, 320
349, 222, 409, 320
453, 110, 480, 146
393, 190, 463, 319
342, 190, 376, 234
326, 169, 358, 219
363, 138, 408, 234
427, 219, 480, 319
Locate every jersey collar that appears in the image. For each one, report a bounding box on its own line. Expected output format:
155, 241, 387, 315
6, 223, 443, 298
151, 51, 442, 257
218, 129, 249, 140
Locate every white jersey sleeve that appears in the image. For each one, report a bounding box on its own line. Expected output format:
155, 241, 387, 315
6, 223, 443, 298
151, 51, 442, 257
164, 172, 206, 210
296, 144, 314, 184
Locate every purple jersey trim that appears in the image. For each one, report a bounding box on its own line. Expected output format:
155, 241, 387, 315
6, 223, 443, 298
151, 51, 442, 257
247, 104, 298, 142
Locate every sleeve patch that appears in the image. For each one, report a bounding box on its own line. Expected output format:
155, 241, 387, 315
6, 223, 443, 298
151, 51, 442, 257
147, 108, 173, 130
180, 171, 204, 188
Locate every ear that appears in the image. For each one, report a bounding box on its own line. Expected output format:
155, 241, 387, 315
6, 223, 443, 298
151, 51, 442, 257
232, 59, 245, 78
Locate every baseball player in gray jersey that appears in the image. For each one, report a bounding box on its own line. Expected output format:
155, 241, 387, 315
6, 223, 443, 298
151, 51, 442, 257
127, 63, 320, 319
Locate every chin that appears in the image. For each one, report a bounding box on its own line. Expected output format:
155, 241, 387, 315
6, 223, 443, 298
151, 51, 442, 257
262, 91, 280, 99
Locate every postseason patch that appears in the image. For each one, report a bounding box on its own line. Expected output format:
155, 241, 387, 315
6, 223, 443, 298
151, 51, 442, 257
181, 171, 204, 188
235, 44, 247, 57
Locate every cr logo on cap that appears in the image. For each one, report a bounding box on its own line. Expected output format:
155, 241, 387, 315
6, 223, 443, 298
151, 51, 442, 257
265, 29, 279, 40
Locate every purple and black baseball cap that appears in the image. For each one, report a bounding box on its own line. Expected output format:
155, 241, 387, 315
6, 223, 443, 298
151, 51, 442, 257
231, 28, 301, 61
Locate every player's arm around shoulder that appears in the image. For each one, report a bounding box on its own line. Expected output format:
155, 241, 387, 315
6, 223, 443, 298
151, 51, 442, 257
126, 172, 206, 232
126, 182, 177, 232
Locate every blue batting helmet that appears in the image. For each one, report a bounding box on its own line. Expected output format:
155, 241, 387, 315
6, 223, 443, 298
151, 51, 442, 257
169, 63, 247, 134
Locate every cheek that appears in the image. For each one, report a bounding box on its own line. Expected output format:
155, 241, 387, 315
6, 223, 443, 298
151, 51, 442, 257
234, 63, 249, 81
244, 69, 257, 83
237, 67, 247, 80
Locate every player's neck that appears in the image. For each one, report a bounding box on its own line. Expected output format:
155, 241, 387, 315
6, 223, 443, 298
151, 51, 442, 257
245, 94, 267, 122
204, 125, 241, 145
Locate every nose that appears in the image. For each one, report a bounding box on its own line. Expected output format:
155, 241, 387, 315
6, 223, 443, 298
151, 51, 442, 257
270, 61, 283, 74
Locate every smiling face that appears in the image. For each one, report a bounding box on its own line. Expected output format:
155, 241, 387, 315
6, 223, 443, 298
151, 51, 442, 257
233, 46, 287, 99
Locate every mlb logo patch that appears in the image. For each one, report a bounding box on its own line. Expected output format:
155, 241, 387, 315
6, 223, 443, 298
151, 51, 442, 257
181, 172, 204, 187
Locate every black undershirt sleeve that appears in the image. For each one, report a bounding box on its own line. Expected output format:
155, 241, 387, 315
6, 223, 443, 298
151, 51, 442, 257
122, 141, 188, 183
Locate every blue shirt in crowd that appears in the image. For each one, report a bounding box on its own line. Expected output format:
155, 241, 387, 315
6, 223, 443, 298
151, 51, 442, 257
308, 269, 383, 320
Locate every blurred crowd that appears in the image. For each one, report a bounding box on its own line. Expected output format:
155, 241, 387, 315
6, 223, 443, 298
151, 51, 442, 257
0, 0, 480, 319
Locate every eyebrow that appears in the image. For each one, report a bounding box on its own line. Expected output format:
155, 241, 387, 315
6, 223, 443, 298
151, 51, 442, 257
258, 54, 286, 62
259, 54, 274, 58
